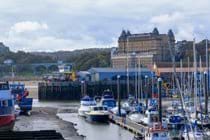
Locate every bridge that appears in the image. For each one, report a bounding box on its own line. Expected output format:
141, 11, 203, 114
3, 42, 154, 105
0, 63, 73, 75
31, 63, 73, 68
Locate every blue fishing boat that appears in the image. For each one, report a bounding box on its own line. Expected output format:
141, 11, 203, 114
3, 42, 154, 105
9, 82, 33, 113
0, 82, 16, 131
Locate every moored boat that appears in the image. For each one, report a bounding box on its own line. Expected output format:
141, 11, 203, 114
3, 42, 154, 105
100, 92, 116, 110
128, 112, 144, 124
167, 114, 185, 129
9, 82, 33, 114
122, 95, 136, 113
132, 134, 144, 140
145, 123, 169, 140
0, 82, 16, 131
78, 96, 96, 117
191, 113, 210, 128
181, 125, 203, 140
85, 106, 110, 122
110, 107, 127, 117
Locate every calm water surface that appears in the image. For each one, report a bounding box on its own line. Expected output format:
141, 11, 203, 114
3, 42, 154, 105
57, 113, 134, 140
33, 99, 134, 140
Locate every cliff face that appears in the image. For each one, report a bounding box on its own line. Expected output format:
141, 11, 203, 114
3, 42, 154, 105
0, 42, 10, 53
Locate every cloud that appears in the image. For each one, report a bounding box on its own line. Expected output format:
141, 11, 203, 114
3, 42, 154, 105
10, 21, 48, 33
1, 31, 109, 52
149, 11, 210, 41
0, 0, 210, 51
176, 24, 194, 41
150, 12, 183, 25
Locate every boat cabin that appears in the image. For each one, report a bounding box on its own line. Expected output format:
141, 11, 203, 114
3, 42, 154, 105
0, 82, 9, 90
145, 123, 169, 140
81, 96, 96, 106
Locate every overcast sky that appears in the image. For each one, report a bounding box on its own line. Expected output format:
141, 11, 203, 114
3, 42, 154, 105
0, 0, 210, 52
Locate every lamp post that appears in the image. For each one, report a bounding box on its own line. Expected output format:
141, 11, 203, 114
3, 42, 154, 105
81, 80, 85, 97
117, 75, 121, 116
145, 75, 148, 109
158, 78, 162, 122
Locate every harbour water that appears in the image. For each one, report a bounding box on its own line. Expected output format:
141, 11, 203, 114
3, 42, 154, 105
57, 113, 134, 140
33, 99, 134, 140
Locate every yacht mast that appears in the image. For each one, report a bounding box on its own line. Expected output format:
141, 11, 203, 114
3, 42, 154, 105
205, 39, 209, 114
193, 39, 198, 118
187, 57, 191, 97
168, 30, 195, 139
135, 54, 138, 101
126, 37, 130, 96
138, 59, 141, 101
180, 59, 183, 93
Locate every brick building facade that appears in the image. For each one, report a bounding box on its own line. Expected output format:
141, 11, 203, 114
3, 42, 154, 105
111, 28, 175, 68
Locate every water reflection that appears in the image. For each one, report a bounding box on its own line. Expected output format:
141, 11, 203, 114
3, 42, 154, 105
57, 113, 134, 140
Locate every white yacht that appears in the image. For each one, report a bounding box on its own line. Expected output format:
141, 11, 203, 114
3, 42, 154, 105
85, 106, 110, 122
191, 113, 210, 128
181, 126, 203, 140
78, 96, 96, 117
110, 107, 127, 117
142, 110, 159, 126
128, 112, 144, 124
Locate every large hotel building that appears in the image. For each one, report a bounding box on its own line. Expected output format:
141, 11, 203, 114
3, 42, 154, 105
111, 28, 175, 68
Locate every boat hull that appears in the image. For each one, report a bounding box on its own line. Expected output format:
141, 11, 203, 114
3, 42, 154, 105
86, 114, 109, 122
78, 110, 87, 117
197, 122, 210, 129
78, 106, 91, 117
168, 123, 184, 129
0, 115, 15, 131
182, 132, 203, 140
